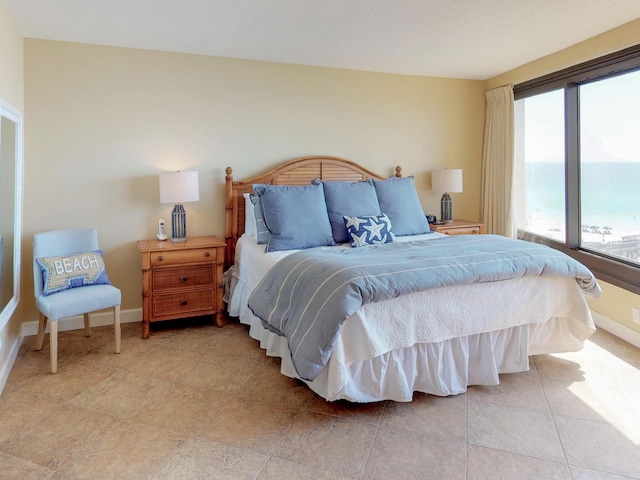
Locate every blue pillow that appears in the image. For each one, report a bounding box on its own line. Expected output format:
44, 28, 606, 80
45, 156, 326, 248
372, 176, 430, 236
36, 250, 112, 296
312, 179, 381, 244
343, 213, 396, 247
249, 193, 271, 244
253, 184, 335, 252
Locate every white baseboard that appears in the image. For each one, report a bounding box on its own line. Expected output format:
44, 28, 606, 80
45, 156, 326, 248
0, 308, 141, 395
0, 329, 23, 395
20, 308, 142, 337
591, 310, 640, 349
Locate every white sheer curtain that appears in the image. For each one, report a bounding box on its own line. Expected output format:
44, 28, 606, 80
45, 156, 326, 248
481, 85, 516, 237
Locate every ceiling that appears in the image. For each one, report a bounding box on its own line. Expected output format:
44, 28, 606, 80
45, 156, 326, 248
4, 0, 640, 80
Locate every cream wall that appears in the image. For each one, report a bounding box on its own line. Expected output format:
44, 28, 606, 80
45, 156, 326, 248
0, 2, 23, 385
22, 39, 485, 324
0, 2, 23, 111
484, 18, 640, 335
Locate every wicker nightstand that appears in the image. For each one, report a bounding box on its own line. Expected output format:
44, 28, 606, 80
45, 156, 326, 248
136, 236, 226, 338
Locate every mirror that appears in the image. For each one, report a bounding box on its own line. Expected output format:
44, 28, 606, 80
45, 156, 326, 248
0, 100, 23, 332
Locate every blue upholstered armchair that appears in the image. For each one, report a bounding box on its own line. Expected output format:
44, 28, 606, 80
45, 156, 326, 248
33, 228, 121, 373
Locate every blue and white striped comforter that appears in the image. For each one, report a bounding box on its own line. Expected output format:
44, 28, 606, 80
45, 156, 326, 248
248, 234, 601, 381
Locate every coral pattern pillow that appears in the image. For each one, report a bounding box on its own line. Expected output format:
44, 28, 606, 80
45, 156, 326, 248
36, 250, 112, 296
343, 213, 396, 247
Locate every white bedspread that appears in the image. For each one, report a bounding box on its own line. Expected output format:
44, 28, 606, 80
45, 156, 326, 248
227, 234, 596, 402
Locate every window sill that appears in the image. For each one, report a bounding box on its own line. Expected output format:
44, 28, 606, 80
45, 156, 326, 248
517, 230, 640, 295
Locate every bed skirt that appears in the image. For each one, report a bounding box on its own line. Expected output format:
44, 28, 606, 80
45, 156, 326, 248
226, 274, 595, 403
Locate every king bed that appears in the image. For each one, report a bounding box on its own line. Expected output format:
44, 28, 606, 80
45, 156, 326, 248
224, 155, 599, 403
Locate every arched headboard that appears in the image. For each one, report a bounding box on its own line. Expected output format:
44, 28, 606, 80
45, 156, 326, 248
224, 155, 402, 268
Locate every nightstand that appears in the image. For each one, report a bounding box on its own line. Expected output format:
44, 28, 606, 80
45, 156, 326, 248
136, 236, 226, 339
430, 220, 486, 235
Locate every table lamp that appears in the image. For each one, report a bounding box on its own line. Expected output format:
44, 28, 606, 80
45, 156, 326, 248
159, 171, 200, 242
432, 169, 463, 224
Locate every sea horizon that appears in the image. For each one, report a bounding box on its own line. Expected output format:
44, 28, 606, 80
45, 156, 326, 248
525, 161, 640, 240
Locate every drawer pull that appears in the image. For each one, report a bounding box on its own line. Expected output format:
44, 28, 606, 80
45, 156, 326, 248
181, 275, 188, 282
204, 251, 211, 257
181, 299, 188, 306
157, 255, 164, 261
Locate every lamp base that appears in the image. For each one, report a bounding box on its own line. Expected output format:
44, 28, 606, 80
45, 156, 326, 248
440, 193, 453, 223
171, 203, 187, 242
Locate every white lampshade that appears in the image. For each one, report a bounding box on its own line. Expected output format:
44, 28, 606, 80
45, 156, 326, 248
432, 169, 463, 193
159, 171, 200, 204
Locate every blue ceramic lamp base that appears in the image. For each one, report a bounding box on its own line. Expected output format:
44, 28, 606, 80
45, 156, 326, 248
440, 193, 453, 224
171, 204, 187, 242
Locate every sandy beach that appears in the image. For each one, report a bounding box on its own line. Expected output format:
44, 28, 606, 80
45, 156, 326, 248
525, 219, 639, 262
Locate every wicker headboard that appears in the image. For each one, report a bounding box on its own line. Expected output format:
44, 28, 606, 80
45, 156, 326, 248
224, 155, 402, 268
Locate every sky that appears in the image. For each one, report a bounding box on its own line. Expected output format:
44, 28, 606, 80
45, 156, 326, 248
518, 68, 640, 163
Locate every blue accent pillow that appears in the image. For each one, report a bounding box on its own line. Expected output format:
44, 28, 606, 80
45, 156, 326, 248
253, 184, 335, 252
372, 176, 431, 236
249, 193, 271, 244
312, 179, 381, 244
36, 250, 112, 296
343, 213, 396, 247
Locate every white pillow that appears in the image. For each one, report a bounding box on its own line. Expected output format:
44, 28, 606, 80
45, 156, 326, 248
243, 193, 257, 237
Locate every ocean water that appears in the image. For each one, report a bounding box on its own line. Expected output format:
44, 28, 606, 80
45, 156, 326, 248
525, 162, 640, 236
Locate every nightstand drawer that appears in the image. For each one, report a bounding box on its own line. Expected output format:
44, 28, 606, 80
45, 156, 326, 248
440, 226, 482, 235
150, 248, 217, 266
430, 220, 486, 236
152, 289, 215, 317
152, 265, 214, 290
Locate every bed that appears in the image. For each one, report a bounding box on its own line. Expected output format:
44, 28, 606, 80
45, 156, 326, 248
224, 155, 599, 403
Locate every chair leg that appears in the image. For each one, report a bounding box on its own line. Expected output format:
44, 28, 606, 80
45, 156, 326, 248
35, 313, 48, 351
50, 320, 58, 374
114, 305, 121, 354
84, 313, 91, 337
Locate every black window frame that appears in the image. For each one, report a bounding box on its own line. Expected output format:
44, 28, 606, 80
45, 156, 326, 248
514, 44, 640, 295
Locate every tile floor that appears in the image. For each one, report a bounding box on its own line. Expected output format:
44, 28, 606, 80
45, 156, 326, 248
1, 318, 639, 480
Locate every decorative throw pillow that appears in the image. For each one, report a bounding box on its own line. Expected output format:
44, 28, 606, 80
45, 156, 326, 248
312, 179, 381, 244
372, 176, 431, 236
253, 183, 335, 252
36, 250, 112, 296
249, 193, 271, 244
343, 213, 396, 247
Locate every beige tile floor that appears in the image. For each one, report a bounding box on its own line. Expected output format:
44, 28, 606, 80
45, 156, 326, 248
1, 318, 639, 480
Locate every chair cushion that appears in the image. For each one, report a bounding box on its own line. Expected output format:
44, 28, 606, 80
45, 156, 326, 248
36, 284, 121, 321
36, 250, 112, 296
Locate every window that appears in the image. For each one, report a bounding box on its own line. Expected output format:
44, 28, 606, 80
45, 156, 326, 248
514, 45, 640, 294
515, 89, 565, 241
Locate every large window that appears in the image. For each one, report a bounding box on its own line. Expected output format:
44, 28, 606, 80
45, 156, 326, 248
514, 45, 640, 293
515, 89, 565, 241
